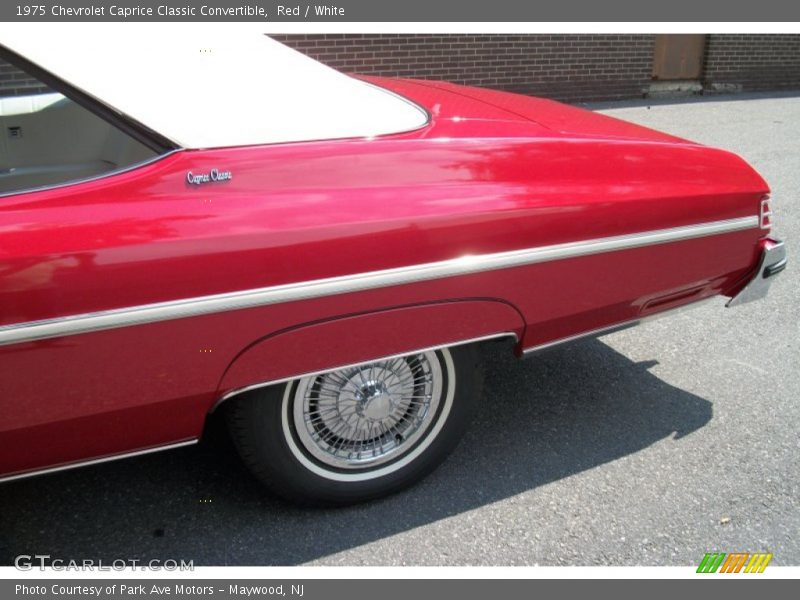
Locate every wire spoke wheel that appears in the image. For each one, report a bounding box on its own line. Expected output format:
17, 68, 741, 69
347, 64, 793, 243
289, 350, 446, 471
226, 343, 482, 505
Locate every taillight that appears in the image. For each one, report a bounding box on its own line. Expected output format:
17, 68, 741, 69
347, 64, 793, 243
760, 196, 773, 230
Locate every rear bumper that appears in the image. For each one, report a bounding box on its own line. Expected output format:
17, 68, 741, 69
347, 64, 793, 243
726, 238, 786, 307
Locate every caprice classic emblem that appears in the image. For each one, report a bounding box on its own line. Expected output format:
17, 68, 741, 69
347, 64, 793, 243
186, 169, 233, 185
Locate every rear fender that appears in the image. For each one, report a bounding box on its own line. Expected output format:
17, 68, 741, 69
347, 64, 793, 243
214, 299, 524, 407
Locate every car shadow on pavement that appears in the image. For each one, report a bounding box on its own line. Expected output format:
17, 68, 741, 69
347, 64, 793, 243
0, 338, 712, 566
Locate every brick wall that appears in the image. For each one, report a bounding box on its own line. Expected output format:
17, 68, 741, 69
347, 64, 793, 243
0, 59, 50, 97
272, 34, 656, 103
704, 34, 800, 92
2, 35, 799, 102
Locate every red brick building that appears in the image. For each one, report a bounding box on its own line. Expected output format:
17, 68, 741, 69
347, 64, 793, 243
272, 34, 800, 102
2, 34, 799, 103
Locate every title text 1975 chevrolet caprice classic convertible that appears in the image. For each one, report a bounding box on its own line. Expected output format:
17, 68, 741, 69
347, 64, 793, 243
0, 30, 786, 504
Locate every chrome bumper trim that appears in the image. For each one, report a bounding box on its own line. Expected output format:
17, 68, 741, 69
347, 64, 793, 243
726, 239, 786, 308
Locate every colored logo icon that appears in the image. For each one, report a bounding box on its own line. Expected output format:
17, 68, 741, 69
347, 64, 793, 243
697, 552, 773, 573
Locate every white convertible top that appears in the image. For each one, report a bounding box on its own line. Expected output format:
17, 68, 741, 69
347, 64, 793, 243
0, 26, 429, 149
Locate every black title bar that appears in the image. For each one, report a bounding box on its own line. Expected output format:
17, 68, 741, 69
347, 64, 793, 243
2, 0, 800, 22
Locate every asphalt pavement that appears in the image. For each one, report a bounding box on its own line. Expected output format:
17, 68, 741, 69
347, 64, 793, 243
1, 91, 798, 566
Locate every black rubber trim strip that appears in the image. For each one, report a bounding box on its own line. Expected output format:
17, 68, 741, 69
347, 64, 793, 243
0, 44, 179, 154
764, 258, 787, 278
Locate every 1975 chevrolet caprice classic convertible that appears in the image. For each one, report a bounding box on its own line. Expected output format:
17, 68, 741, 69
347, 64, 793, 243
0, 31, 786, 504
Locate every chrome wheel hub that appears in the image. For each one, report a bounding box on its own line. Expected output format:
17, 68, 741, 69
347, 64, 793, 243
354, 377, 395, 421
291, 351, 444, 470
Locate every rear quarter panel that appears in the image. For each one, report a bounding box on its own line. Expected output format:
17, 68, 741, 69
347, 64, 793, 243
0, 127, 769, 477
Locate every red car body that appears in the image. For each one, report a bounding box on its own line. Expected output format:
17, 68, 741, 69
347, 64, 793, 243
0, 73, 783, 482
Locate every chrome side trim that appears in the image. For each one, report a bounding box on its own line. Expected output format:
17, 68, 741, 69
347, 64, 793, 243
212, 332, 519, 411
0, 216, 758, 346
0, 439, 198, 484
522, 295, 720, 356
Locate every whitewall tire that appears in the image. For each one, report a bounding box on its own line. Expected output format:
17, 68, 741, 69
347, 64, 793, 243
225, 344, 483, 505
